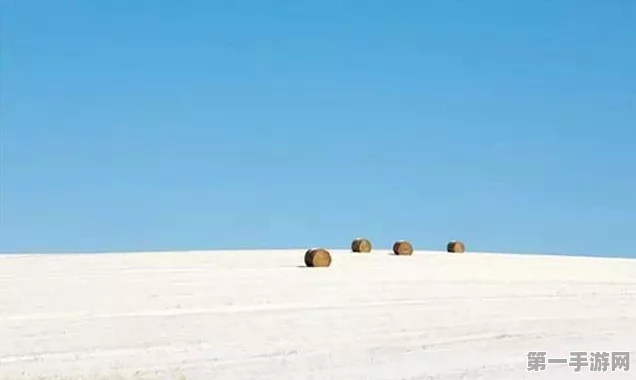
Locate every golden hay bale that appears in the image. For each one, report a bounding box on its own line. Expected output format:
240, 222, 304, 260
447, 240, 465, 253
304, 248, 332, 267
392, 240, 413, 255
351, 237, 372, 253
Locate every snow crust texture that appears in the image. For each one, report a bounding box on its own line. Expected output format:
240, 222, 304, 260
1, 249, 635, 379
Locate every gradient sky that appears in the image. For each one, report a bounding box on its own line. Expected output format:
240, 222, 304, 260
1, 0, 634, 257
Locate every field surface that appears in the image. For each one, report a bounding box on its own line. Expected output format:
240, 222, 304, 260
1, 249, 635, 379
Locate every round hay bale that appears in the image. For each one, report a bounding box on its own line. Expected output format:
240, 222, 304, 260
351, 237, 372, 253
304, 248, 332, 267
392, 240, 413, 256
447, 240, 465, 253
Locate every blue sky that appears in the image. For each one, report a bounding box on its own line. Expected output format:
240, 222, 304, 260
1, 0, 634, 257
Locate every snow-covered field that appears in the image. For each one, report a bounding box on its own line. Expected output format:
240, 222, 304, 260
1, 248, 635, 380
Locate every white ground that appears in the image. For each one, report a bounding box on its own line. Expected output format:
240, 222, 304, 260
1, 248, 635, 380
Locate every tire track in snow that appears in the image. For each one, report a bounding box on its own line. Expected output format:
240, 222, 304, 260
3, 292, 635, 322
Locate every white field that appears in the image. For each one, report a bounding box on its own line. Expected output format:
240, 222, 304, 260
0, 248, 635, 380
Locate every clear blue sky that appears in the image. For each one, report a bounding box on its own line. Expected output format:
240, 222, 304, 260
1, 0, 634, 257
